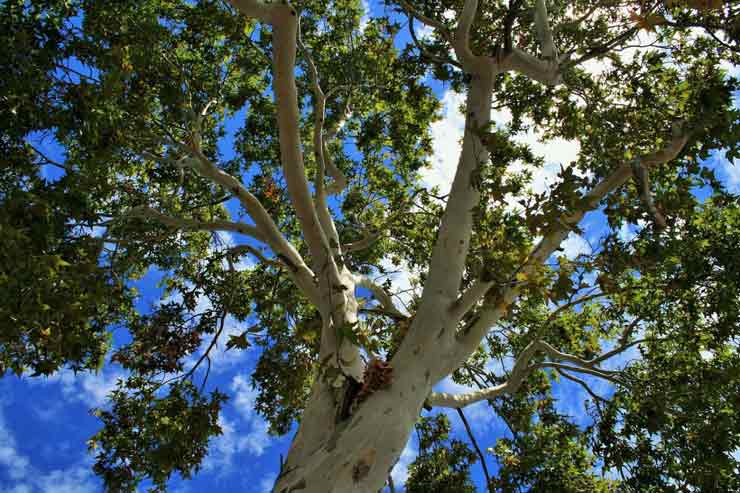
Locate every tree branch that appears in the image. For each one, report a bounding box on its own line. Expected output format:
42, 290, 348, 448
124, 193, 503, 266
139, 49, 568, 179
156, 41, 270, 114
297, 18, 341, 252
122, 206, 266, 241
428, 339, 539, 408
455, 0, 481, 66
430, 337, 636, 408
534, 0, 558, 60
556, 368, 608, 403
226, 244, 282, 269
456, 408, 492, 491
452, 128, 690, 360
355, 275, 409, 319
530, 361, 623, 384
396, 0, 451, 38
227, 0, 275, 22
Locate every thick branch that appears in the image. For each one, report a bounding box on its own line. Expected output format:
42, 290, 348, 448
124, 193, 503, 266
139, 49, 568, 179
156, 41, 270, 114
355, 275, 409, 319
298, 19, 341, 251
455, 0, 480, 66
500, 47, 561, 85
227, 0, 274, 22
269, 7, 342, 286
453, 129, 690, 360
428, 339, 539, 408
123, 206, 266, 241
534, 0, 558, 60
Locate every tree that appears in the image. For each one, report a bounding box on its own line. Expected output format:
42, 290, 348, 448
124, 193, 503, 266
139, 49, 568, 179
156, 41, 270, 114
1, 0, 739, 491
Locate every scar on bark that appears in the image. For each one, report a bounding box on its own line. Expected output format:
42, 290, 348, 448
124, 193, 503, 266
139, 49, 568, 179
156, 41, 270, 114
352, 448, 377, 483
336, 375, 362, 423
279, 478, 306, 493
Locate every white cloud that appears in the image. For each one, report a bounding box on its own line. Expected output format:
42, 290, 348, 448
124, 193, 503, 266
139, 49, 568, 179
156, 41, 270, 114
390, 437, 417, 486
415, 23, 434, 41
359, 0, 370, 32
203, 415, 271, 473
560, 232, 591, 259
202, 374, 273, 473
715, 152, 740, 193
230, 374, 259, 420
260, 473, 277, 493
617, 220, 646, 243
423, 88, 581, 204
422, 90, 466, 194
0, 405, 98, 493
0, 411, 30, 481
32, 467, 98, 493
26, 368, 124, 409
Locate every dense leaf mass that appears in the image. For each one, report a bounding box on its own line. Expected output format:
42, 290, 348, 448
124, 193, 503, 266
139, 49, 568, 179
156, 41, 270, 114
1, 0, 739, 491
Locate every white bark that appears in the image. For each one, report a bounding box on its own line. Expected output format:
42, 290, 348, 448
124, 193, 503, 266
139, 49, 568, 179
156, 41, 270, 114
213, 2, 692, 492
534, 0, 558, 60
354, 275, 409, 319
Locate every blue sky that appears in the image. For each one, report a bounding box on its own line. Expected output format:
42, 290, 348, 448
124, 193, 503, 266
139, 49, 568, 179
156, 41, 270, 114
3, 2, 740, 492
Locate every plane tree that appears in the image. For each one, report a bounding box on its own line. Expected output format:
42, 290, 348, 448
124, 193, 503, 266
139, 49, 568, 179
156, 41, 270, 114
1, 0, 739, 491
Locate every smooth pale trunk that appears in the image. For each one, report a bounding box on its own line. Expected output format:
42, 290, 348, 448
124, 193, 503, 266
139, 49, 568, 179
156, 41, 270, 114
273, 70, 493, 493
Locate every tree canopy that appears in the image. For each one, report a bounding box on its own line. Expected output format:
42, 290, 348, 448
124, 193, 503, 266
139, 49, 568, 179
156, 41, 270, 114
1, 0, 739, 491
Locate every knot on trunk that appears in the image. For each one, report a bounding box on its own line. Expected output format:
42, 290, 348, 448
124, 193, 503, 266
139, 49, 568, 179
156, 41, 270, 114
352, 448, 377, 483
355, 358, 393, 405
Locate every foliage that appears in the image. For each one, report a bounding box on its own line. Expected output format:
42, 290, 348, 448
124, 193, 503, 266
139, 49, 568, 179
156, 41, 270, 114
406, 414, 478, 493
1, 0, 739, 491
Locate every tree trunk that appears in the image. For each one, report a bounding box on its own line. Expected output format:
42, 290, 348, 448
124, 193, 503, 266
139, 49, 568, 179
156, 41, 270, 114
274, 67, 494, 493
274, 368, 430, 493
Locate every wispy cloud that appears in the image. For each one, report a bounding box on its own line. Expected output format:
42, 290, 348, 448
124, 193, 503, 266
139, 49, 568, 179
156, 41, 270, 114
259, 473, 277, 493
422, 88, 582, 203
26, 368, 125, 410
0, 404, 98, 493
390, 436, 417, 487
202, 375, 274, 475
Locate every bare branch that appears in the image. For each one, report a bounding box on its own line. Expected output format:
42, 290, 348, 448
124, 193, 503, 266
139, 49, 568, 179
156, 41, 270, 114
396, 0, 451, 37
556, 368, 608, 403
455, 0, 480, 66
534, 0, 558, 60
269, 9, 342, 284
28, 144, 74, 173
531, 361, 623, 384
408, 17, 462, 69
355, 275, 409, 319
342, 189, 424, 254
453, 128, 690, 360
123, 206, 266, 241
450, 278, 492, 320
631, 158, 667, 230
227, 0, 275, 22
431, 337, 635, 408
297, 18, 341, 250
342, 231, 382, 254
501, 47, 561, 85
226, 244, 282, 268
428, 339, 539, 408
456, 408, 493, 491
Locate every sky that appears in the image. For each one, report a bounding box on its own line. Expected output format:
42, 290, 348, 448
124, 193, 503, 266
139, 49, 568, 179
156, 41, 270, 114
2, 2, 740, 493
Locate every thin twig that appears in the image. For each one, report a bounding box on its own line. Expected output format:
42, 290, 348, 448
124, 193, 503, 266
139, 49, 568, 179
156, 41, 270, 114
456, 408, 493, 492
